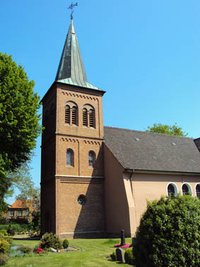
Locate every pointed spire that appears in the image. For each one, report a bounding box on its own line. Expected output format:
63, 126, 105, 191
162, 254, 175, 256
55, 19, 99, 90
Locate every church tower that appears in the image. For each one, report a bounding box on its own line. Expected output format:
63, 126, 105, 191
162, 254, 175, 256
41, 18, 105, 237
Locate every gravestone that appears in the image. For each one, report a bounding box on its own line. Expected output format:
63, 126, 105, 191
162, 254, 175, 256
120, 229, 125, 246
116, 247, 125, 263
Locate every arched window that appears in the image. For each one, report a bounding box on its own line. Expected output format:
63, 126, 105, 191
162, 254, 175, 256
65, 102, 78, 126
182, 184, 191, 195
82, 105, 96, 128
196, 184, 200, 198
66, 149, 74, 166
88, 151, 96, 167
167, 183, 177, 197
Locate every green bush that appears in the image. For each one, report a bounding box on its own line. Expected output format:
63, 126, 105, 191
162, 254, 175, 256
0, 231, 7, 237
62, 239, 69, 249
0, 235, 12, 245
0, 253, 9, 266
110, 251, 116, 261
40, 232, 62, 250
7, 223, 29, 235
124, 248, 134, 265
17, 245, 32, 254
134, 195, 200, 267
0, 239, 9, 254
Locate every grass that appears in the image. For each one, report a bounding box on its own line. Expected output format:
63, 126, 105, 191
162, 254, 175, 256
5, 238, 131, 267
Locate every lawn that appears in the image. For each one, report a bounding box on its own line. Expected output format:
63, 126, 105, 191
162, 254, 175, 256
5, 238, 131, 267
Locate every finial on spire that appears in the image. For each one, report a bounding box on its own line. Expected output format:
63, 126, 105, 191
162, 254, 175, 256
68, 2, 78, 20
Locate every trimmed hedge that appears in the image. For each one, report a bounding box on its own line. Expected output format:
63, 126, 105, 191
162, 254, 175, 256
134, 195, 200, 267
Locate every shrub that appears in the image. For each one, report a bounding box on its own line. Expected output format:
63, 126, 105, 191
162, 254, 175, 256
40, 232, 62, 250
6, 225, 15, 236
124, 248, 135, 265
110, 251, 116, 261
0, 231, 7, 237
0, 254, 9, 266
0, 235, 12, 245
134, 195, 200, 267
0, 239, 9, 254
17, 245, 32, 254
62, 239, 69, 249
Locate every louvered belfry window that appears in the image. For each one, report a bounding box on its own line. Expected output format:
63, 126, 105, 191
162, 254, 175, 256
82, 105, 96, 128
65, 105, 70, 124
65, 102, 78, 126
89, 109, 95, 128
83, 108, 88, 126
72, 106, 78, 125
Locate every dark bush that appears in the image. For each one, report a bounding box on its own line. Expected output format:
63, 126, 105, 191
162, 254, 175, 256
62, 239, 69, 249
124, 248, 135, 265
0, 254, 9, 266
110, 251, 116, 261
40, 232, 62, 250
134, 195, 200, 267
7, 227, 15, 236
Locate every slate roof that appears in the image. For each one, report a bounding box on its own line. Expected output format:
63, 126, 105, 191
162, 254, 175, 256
104, 126, 200, 173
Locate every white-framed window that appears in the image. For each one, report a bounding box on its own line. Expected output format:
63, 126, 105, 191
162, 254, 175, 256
167, 183, 178, 197
196, 184, 200, 198
182, 183, 192, 195
9, 210, 14, 217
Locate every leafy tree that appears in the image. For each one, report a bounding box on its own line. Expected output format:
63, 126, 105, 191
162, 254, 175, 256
9, 162, 40, 202
146, 123, 187, 136
0, 53, 40, 200
0, 53, 40, 173
134, 195, 200, 267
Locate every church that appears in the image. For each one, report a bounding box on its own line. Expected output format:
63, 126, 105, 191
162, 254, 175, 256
41, 18, 200, 238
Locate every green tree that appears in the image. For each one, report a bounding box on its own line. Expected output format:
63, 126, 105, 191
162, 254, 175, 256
0, 52, 40, 201
146, 123, 187, 136
134, 195, 200, 267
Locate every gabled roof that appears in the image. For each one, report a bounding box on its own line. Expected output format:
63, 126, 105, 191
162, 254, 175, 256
9, 199, 27, 209
104, 126, 200, 173
55, 19, 100, 91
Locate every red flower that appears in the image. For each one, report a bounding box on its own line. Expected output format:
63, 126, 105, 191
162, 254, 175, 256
35, 247, 44, 254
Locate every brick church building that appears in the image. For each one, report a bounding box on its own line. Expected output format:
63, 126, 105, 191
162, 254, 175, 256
41, 18, 200, 238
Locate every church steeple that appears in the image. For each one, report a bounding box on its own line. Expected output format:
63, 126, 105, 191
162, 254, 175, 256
55, 19, 99, 90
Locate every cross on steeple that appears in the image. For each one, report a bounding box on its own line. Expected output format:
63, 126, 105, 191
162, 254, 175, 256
68, 2, 78, 20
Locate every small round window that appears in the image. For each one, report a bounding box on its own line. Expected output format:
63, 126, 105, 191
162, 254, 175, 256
77, 194, 87, 205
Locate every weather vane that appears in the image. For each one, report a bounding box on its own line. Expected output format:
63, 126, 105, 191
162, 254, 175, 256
68, 2, 78, 20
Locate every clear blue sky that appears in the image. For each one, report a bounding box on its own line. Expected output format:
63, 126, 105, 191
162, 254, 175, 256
1, 0, 200, 201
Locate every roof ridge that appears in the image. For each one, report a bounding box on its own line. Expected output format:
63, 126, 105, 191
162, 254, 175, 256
104, 125, 193, 140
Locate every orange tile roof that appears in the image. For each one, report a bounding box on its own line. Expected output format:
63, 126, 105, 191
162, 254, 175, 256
10, 199, 27, 209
